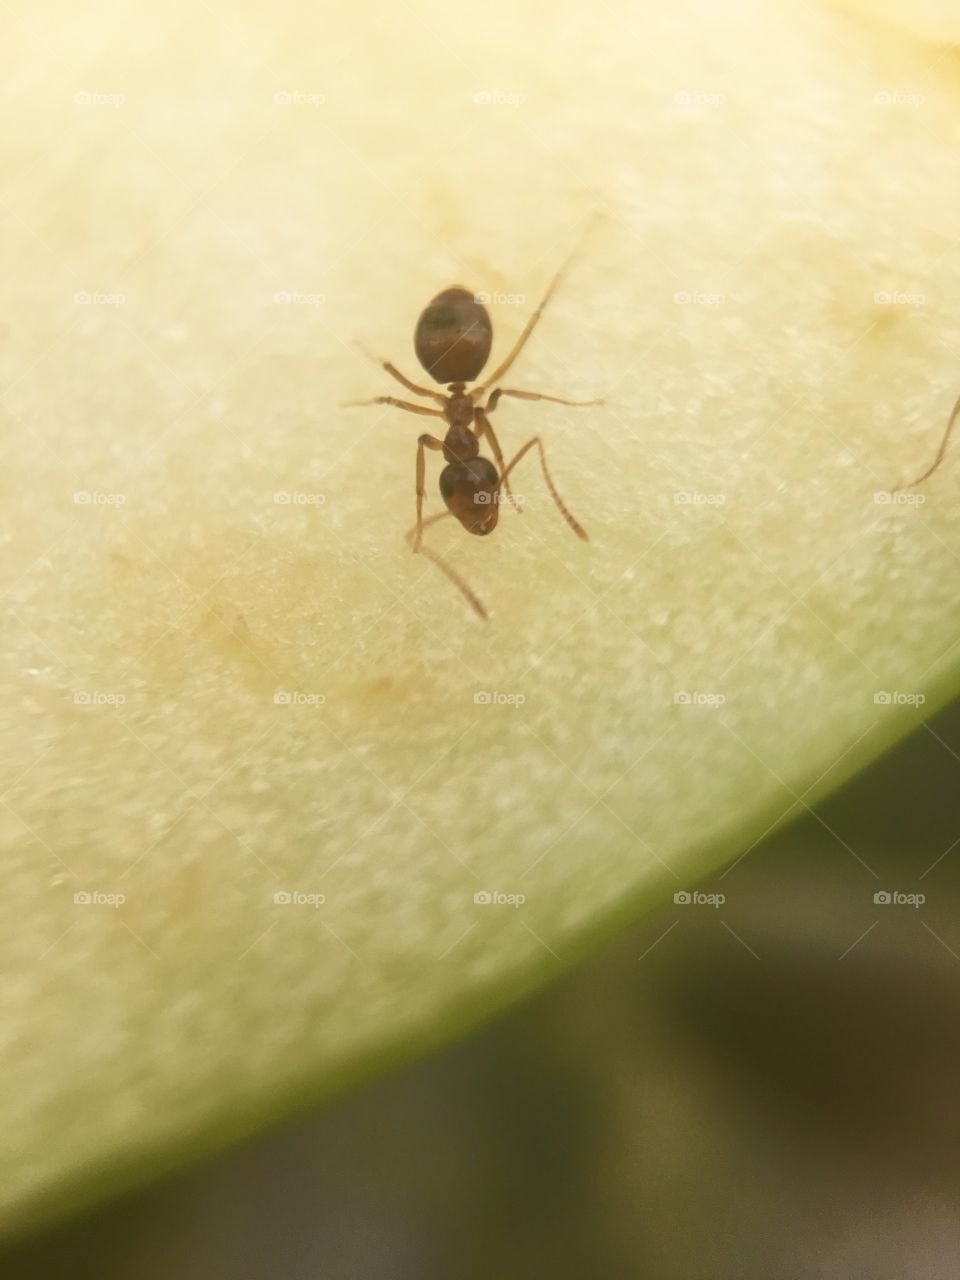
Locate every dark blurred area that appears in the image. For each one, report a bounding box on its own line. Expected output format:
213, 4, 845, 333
6, 702, 960, 1279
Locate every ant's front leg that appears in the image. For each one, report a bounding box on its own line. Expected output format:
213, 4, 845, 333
415, 434, 445, 552
342, 395, 445, 416
354, 343, 447, 404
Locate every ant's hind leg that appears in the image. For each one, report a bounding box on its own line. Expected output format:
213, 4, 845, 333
405, 512, 489, 620
499, 436, 588, 541
414, 434, 445, 552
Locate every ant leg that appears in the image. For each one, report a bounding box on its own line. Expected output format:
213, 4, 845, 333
487, 387, 602, 409
473, 407, 517, 506
415, 434, 445, 552
499, 436, 588, 541
354, 342, 446, 404
894, 391, 960, 490
342, 395, 444, 416
405, 511, 489, 620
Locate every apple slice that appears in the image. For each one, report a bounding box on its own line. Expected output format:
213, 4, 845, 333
3, 0, 960, 1242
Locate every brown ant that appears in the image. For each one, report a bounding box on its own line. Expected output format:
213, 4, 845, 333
894, 389, 960, 490
344, 243, 601, 619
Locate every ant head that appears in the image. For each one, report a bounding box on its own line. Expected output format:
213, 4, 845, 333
439, 457, 500, 535
415, 287, 492, 385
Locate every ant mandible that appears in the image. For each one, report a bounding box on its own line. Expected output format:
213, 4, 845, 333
344, 242, 601, 619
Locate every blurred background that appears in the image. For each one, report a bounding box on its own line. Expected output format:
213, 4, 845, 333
4, 697, 958, 1279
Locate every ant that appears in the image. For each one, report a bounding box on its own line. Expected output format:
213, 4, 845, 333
344, 242, 601, 619
894, 389, 960, 490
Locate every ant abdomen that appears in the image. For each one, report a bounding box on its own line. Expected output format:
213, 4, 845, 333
440, 458, 500, 536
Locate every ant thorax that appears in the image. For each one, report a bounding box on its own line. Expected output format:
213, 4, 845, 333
442, 419, 479, 464
443, 391, 474, 430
